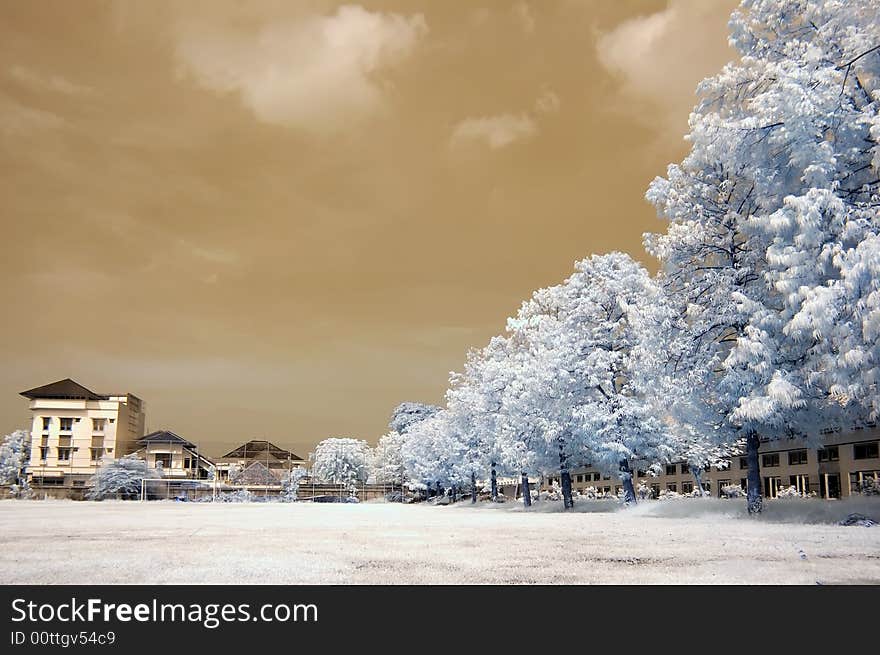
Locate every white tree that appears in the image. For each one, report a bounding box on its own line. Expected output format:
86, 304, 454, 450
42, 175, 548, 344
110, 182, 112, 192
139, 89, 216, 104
87, 455, 151, 500
311, 438, 372, 489
645, 0, 880, 513
389, 402, 441, 435
280, 467, 308, 502
371, 431, 409, 487
0, 429, 31, 495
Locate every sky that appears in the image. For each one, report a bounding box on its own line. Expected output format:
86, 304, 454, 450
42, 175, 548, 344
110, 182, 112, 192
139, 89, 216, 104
0, 0, 739, 458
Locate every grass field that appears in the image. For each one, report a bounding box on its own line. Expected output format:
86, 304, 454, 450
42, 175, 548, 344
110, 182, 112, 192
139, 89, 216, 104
1, 498, 878, 584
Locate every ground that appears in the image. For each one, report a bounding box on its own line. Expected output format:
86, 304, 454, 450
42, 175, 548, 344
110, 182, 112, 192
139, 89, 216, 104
1, 498, 879, 584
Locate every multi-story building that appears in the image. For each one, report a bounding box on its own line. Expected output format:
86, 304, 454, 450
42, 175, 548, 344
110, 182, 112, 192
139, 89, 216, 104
21, 378, 145, 493
545, 425, 880, 501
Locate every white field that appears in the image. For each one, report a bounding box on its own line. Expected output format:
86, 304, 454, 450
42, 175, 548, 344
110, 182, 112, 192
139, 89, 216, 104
1, 498, 878, 584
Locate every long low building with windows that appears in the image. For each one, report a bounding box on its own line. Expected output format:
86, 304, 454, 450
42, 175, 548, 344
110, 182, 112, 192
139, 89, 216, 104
545, 426, 880, 500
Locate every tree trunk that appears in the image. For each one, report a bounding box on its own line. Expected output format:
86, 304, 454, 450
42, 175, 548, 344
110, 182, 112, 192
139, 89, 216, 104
471, 471, 477, 504
746, 431, 763, 514
521, 472, 532, 507
490, 461, 498, 501
435, 481, 443, 498
691, 466, 706, 497
619, 458, 637, 504
451, 485, 458, 502
558, 439, 573, 509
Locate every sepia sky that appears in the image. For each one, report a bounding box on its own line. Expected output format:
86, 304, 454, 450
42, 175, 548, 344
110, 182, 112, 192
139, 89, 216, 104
0, 0, 738, 458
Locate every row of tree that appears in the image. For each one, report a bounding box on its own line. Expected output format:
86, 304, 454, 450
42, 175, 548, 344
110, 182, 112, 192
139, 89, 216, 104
362, 0, 880, 514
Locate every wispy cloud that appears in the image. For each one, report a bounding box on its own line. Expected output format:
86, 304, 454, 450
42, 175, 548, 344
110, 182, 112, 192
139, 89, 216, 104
450, 113, 537, 149
595, 0, 738, 139
8, 65, 92, 95
174, 5, 428, 134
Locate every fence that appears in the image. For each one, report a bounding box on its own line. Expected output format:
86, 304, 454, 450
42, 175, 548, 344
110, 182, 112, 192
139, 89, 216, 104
138, 478, 407, 503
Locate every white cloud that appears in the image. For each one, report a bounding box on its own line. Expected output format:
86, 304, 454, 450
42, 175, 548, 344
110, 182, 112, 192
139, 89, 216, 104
8, 66, 92, 95
175, 5, 428, 134
512, 2, 536, 35
595, 0, 738, 136
451, 113, 537, 149
535, 89, 560, 114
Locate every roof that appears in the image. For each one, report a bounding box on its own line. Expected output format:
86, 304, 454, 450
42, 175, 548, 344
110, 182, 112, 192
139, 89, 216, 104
20, 378, 107, 401
139, 430, 197, 449
222, 440, 303, 461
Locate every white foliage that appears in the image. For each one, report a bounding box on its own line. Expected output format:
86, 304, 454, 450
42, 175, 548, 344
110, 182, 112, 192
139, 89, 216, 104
87, 455, 152, 500
0, 429, 30, 487
311, 438, 372, 487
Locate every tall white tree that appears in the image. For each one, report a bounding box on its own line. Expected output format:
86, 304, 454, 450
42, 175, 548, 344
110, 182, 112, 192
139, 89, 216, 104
645, 0, 880, 512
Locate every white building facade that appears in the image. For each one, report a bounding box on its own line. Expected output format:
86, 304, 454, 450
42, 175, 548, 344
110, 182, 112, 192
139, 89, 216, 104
21, 378, 145, 493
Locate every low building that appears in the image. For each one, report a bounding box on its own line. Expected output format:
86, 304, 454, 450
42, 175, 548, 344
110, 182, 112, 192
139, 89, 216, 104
545, 425, 880, 500
136, 430, 214, 480
214, 439, 305, 483
21, 378, 145, 495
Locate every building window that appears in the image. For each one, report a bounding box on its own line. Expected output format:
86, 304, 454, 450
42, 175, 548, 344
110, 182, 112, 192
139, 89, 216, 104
739, 457, 749, 469
680, 462, 690, 474
788, 450, 808, 466
818, 446, 839, 462
762, 453, 780, 468
155, 453, 172, 468
593, 473, 601, 481
41, 417, 51, 431
59, 418, 73, 432
576, 474, 583, 483
636, 469, 645, 478
854, 442, 879, 460
57, 447, 71, 461
665, 464, 676, 476
92, 418, 106, 432
682, 481, 693, 494
666, 483, 677, 492
90, 448, 104, 462
602, 474, 610, 480
650, 484, 660, 498
39, 447, 48, 461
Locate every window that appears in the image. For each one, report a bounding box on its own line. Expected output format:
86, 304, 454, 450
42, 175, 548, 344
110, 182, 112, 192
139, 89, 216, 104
854, 442, 879, 460
739, 457, 749, 469
788, 450, 808, 466
665, 464, 676, 476
57, 447, 71, 461
593, 473, 601, 481
602, 474, 610, 480
185, 458, 193, 469
41, 417, 51, 431
155, 453, 172, 468
650, 484, 660, 498
92, 418, 106, 432
59, 418, 73, 432
90, 448, 104, 462
762, 453, 780, 468
636, 469, 645, 478
39, 447, 48, 461
818, 446, 839, 462
72, 480, 85, 487
576, 474, 583, 483
666, 483, 677, 492
680, 462, 690, 474
682, 481, 693, 494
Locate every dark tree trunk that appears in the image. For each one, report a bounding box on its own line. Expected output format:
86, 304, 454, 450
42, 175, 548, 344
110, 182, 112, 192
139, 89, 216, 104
490, 461, 498, 501
471, 471, 477, 504
451, 485, 458, 502
746, 431, 763, 514
521, 472, 532, 507
435, 481, 443, 498
691, 466, 706, 497
558, 438, 573, 509
619, 458, 637, 504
